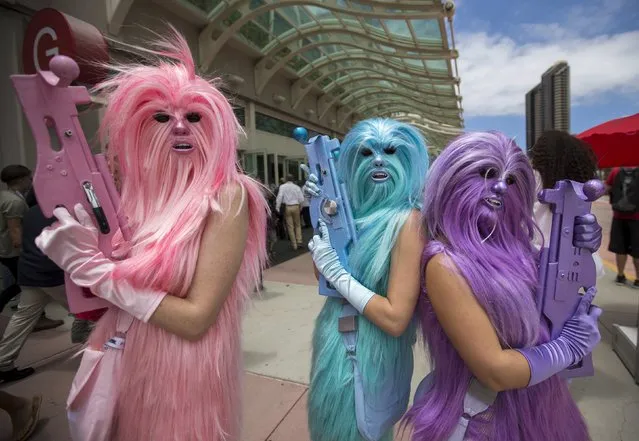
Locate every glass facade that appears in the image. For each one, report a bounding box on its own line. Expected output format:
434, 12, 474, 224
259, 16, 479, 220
256, 112, 298, 138
233, 106, 246, 126
191, 0, 463, 150
255, 111, 327, 140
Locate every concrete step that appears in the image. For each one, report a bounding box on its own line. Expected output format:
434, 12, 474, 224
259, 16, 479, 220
612, 324, 638, 382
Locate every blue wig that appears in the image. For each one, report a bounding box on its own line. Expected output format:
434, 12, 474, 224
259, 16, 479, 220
338, 118, 429, 290
308, 118, 429, 441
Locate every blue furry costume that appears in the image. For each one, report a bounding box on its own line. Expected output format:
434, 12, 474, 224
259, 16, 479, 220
308, 119, 429, 441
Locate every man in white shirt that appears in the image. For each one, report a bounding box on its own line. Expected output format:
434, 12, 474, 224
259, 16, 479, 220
301, 181, 312, 228
276, 175, 305, 250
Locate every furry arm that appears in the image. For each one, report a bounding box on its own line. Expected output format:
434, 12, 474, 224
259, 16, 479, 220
309, 211, 423, 337
426, 254, 601, 392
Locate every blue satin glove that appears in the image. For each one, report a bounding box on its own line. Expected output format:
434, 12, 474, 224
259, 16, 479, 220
573, 214, 602, 252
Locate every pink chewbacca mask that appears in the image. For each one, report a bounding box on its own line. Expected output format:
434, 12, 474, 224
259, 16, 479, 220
94, 28, 248, 296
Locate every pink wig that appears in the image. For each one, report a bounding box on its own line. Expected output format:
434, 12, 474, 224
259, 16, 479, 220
87, 28, 268, 440
94, 28, 265, 296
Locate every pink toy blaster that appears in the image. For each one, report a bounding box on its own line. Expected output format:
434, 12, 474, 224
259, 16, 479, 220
10, 55, 129, 314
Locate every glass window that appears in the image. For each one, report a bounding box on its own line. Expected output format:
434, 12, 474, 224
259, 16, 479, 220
267, 154, 276, 186
234, 107, 246, 126
410, 19, 442, 42
287, 160, 301, 182
383, 20, 411, 38
425, 59, 448, 72
278, 156, 285, 182
186, 0, 222, 13
288, 55, 309, 71
279, 6, 313, 26
256, 113, 327, 142
256, 112, 299, 137
238, 22, 271, 49
273, 11, 295, 36
256, 153, 266, 183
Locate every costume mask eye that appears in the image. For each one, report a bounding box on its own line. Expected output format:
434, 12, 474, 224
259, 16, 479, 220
186, 112, 201, 123
383, 146, 397, 155
361, 148, 374, 157
479, 167, 497, 179
153, 113, 170, 123
505, 175, 516, 185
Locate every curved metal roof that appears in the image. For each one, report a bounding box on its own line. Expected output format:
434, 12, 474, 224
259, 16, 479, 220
192, 0, 463, 149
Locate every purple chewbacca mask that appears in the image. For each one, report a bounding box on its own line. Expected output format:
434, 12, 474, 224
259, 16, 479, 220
404, 132, 590, 441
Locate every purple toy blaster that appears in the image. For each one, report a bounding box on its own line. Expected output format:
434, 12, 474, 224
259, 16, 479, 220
537, 179, 605, 379
10, 55, 129, 314
293, 127, 357, 298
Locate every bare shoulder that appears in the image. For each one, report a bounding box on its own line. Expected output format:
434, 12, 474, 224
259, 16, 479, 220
426, 253, 451, 277
397, 209, 424, 246
425, 253, 469, 294
218, 181, 249, 215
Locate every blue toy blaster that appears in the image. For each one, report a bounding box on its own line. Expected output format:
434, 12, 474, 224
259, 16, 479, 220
293, 127, 357, 298
537, 179, 604, 379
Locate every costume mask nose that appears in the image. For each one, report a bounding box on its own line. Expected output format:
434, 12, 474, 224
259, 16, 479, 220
492, 180, 507, 195
373, 155, 384, 167
173, 120, 189, 136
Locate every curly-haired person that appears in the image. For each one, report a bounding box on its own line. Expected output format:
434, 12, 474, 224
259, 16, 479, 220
528, 130, 605, 279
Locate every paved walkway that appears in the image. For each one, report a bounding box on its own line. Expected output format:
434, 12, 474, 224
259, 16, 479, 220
1, 200, 638, 440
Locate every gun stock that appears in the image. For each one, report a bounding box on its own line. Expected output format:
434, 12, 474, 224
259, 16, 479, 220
537, 179, 604, 379
10, 55, 129, 314
294, 129, 357, 298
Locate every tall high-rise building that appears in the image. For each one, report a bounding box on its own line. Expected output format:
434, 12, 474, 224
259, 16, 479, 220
525, 61, 571, 149
525, 85, 542, 150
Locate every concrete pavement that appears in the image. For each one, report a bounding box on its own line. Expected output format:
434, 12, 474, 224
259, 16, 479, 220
1, 200, 638, 440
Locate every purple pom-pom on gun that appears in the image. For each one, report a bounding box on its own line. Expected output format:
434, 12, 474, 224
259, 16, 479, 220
10, 55, 130, 313
537, 179, 605, 379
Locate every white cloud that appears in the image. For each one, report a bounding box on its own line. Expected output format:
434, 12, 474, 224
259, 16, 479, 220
457, 28, 639, 117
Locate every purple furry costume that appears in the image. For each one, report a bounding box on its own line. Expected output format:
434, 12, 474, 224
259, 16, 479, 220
404, 132, 590, 441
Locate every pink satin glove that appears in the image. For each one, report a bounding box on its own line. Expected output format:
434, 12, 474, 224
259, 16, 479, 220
36, 204, 166, 322
35, 204, 102, 274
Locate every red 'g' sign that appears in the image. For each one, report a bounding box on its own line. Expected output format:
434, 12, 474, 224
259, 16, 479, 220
22, 8, 109, 86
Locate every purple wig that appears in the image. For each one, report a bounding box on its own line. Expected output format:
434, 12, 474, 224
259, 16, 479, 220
404, 132, 590, 441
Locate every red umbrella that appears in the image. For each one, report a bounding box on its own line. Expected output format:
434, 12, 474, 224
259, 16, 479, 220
577, 112, 639, 169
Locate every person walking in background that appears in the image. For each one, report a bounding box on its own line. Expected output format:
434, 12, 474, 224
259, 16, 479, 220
265, 186, 279, 258
0, 196, 68, 384
606, 166, 639, 287
275, 178, 287, 240
300, 180, 312, 229
276, 174, 305, 250
0, 165, 31, 313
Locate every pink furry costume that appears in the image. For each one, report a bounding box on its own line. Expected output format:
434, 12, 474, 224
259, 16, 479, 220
40, 31, 267, 440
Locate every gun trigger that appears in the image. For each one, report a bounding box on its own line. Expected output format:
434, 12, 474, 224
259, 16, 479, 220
82, 182, 110, 235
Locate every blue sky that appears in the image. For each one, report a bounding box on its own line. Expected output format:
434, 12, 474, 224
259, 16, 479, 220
452, 0, 639, 148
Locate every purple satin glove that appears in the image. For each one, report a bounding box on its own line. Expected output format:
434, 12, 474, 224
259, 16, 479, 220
573, 214, 602, 252
516, 287, 602, 386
